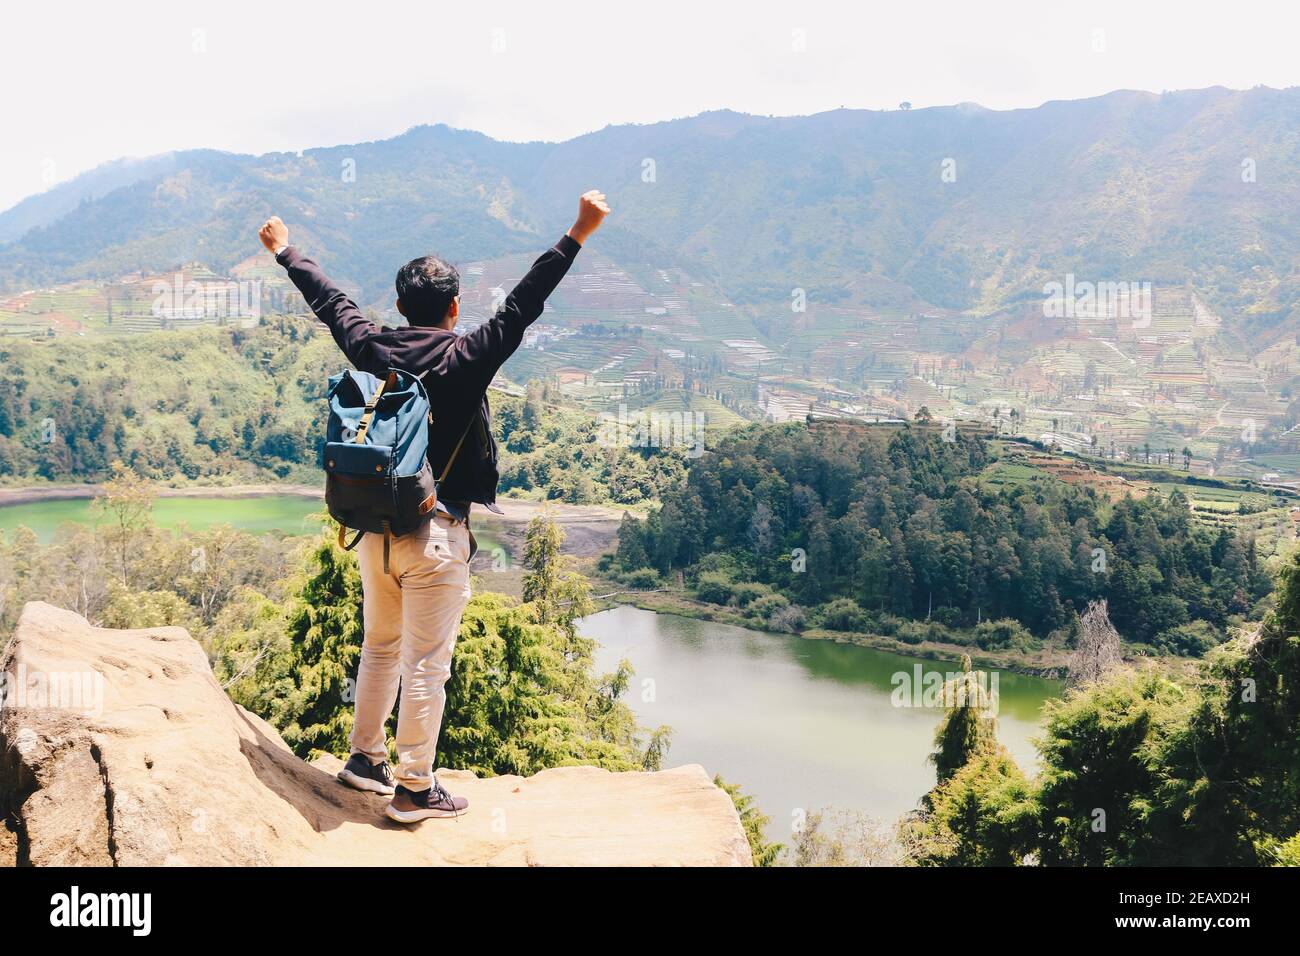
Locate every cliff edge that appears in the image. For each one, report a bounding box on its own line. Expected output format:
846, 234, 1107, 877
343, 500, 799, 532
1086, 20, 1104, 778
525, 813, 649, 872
0, 602, 750, 867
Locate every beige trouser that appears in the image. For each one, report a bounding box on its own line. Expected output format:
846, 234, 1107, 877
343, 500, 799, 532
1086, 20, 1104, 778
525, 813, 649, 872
350, 513, 475, 791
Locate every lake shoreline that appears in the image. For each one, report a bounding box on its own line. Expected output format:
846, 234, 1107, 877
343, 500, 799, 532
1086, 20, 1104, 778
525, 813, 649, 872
593, 583, 1073, 680
0, 482, 324, 506
596, 586, 1198, 681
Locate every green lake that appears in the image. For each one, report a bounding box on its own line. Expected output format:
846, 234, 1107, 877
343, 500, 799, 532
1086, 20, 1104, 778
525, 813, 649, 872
0, 495, 504, 554
0, 495, 326, 542
581, 604, 1062, 835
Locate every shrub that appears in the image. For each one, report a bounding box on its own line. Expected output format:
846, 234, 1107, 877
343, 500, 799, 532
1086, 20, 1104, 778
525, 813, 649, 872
769, 604, 808, 633
820, 597, 867, 632
874, 614, 904, 636
895, 621, 927, 645
748, 592, 789, 620
783, 808, 904, 866
696, 552, 737, 575
100, 585, 198, 631
731, 581, 773, 607
1151, 620, 1222, 657
622, 567, 662, 589
694, 571, 734, 605
895, 619, 959, 646
931, 606, 962, 628
972, 618, 1037, 652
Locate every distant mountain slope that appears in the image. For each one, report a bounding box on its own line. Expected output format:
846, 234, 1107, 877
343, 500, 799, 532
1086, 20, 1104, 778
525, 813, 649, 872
0, 153, 184, 244
1, 86, 1296, 326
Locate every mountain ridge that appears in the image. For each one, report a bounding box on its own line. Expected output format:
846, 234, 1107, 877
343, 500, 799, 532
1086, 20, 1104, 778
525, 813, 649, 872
1, 84, 1296, 329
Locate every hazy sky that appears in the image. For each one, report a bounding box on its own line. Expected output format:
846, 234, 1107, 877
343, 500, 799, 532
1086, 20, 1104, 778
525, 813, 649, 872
3, 0, 1297, 212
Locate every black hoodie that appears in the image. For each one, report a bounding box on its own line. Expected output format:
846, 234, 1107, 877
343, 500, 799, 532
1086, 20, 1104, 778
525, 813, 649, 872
276, 234, 581, 511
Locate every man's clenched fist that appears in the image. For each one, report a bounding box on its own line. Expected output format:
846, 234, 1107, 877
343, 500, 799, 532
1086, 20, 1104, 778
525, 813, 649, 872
259, 216, 289, 254
567, 190, 611, 245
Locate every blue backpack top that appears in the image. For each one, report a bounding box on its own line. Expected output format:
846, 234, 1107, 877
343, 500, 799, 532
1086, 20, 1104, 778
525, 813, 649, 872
323, 368, 467, 570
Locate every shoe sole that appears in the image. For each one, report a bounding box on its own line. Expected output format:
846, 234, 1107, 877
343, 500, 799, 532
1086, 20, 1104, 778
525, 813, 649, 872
337, 768, 395, 796
384, 803, 468, 824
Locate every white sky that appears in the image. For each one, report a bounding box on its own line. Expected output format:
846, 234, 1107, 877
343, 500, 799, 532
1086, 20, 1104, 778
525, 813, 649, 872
2, 0, 1298, 213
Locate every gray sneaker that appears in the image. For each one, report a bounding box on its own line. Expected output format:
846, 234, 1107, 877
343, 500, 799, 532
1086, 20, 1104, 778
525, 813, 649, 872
337, 753, 396, 796
384, 778, 469, 824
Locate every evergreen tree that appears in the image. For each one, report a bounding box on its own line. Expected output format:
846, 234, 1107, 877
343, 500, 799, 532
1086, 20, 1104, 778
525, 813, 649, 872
614, 512, 648, 571
626, 421, 1260, 650
903, 749, 1037, 866
1149, 554, 1300, 863
276, 525, 365, 759
1035, 669, 1190, 865
715, 775, 781, 866
440, 509, 649, 774
929, 655, 999, 785
522, 508, 592, 632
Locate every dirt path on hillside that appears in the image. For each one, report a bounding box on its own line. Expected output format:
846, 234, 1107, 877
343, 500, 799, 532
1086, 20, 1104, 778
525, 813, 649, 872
478, 498, 628, 557
466, 499, 629, 597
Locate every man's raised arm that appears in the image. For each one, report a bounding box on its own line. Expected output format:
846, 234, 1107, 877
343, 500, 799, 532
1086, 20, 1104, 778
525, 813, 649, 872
452, 190, 611, 387
258, 216, 385, 373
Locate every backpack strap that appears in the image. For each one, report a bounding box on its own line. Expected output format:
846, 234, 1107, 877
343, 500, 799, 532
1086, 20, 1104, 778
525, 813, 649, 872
337, 524, 365, 551
334, 373, 402, 571
334, 523, 389, 574
353, 371, 397, 445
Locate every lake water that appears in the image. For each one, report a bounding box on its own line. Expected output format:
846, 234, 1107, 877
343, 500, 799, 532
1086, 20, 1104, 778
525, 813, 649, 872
581, 604, 1062, 835
0, 495, 326, 542
0, 495, 503, 553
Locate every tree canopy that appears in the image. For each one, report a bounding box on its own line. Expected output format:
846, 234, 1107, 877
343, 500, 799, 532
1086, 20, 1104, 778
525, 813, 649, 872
617, 422, 1269, 653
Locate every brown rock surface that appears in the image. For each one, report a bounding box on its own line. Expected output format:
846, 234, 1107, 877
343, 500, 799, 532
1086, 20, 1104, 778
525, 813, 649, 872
0, 602, 750, 867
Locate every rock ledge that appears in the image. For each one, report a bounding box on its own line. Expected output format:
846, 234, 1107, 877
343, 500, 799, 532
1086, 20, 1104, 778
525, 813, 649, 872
0, 602, 750, 867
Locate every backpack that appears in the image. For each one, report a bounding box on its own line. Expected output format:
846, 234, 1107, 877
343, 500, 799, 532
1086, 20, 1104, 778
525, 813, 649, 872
323, 368, 471, 572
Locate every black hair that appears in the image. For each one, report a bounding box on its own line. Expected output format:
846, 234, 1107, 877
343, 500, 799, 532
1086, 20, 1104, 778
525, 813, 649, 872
395, 255, 459, 325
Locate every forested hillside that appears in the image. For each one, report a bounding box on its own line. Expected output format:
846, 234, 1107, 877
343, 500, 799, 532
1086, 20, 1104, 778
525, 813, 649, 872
614, 421, 1272, 653
0, 322, 684, 504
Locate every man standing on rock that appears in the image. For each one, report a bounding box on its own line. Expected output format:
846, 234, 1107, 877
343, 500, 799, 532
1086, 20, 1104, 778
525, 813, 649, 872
258, 190, 610, 823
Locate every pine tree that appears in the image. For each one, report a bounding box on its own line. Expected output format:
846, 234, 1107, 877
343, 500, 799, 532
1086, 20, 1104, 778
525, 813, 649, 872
715, 775, 781, 866
614, 512, 648, 571
275, 525, 365, 759
929, 655, 998, 785
522, 508, 592, 635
